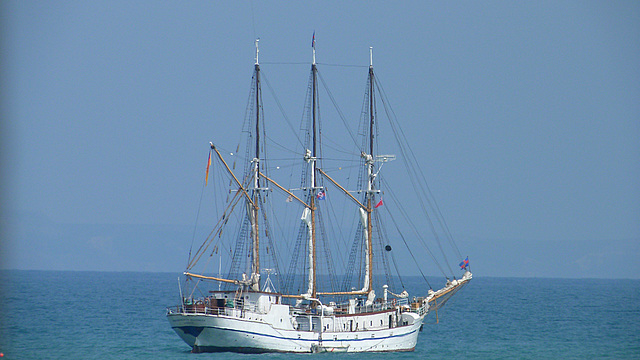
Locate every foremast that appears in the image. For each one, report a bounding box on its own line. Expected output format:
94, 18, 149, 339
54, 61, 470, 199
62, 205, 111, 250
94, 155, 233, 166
195, 40, 265, 291
196, 40, 264, 291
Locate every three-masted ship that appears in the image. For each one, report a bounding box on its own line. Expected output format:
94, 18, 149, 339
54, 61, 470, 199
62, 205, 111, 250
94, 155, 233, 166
166, 38, 472, 353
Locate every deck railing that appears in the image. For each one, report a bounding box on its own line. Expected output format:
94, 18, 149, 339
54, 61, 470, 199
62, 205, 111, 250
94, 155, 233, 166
167, 297, 414, 317
166, 299, 262, 316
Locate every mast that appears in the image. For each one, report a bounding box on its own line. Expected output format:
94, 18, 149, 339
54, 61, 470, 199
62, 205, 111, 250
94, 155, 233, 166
369, 47, 374, 159
301, 33, 319, 300
365, 47, 375, 293
255, 39, 261, 176
250, 39, 261, 291
354, 48, 377, 296
310, 34, 318, 299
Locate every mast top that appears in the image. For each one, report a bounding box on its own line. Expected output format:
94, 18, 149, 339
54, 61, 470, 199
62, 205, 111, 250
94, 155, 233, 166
369, 46, 373, 67
312, 32, 316, 65
255, 38, 260, 65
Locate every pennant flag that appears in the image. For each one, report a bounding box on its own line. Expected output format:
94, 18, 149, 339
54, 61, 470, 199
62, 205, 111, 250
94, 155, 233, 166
374, 199, 383, 208
459, 256, 469, 270
311, 31, 315, 48
205, 150, 212, 186
316, 191, 325, 200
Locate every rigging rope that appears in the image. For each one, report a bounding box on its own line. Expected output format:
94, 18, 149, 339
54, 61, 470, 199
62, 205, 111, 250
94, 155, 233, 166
187, 150, 211, 268
317, 70, 360, 149
261, 61, 309, 65
374, 75, 457, 277
317, 62, 368, 68
188, 168, 254, 270
261, 72, 306, 150
265, 135, 299, 155
381, 193, 433, 289
380, 176, 447, 279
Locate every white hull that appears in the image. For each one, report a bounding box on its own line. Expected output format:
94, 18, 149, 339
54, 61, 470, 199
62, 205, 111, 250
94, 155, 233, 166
167, 302, 423, 353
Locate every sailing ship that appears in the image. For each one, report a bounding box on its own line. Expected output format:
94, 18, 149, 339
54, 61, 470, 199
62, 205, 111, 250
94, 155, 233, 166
166, 38, 472, 353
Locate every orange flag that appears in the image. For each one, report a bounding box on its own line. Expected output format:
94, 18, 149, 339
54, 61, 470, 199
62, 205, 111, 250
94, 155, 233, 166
205, 150, 212, 186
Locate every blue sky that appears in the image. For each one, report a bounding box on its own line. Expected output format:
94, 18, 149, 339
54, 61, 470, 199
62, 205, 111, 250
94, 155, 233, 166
1, 1, 638, 278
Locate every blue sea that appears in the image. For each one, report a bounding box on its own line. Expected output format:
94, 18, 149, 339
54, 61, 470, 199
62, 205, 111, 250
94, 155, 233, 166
1, 271, 638, 359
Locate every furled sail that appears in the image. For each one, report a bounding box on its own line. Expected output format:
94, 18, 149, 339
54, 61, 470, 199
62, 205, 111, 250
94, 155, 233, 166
301, 207, 313, 298
358, 207, 370, 294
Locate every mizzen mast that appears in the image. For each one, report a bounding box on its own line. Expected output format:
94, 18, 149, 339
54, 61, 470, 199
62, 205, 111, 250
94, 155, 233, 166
308, 33, 318, 299
366, 47, 375, 294
249, 38, 262, 291
360, 47, 385, 296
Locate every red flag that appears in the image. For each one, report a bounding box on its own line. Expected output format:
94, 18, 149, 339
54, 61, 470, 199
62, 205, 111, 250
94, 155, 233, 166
205, 150, 212, 186
374, 199, 383, 208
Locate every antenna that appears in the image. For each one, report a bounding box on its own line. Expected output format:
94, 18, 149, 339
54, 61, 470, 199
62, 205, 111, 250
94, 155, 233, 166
370, 46, 373, 67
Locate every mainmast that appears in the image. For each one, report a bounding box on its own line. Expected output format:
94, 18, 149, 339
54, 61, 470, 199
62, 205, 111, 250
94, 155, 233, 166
360, 47, 376, 294
302, 33, 319, 300
310, 34, 318, 299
